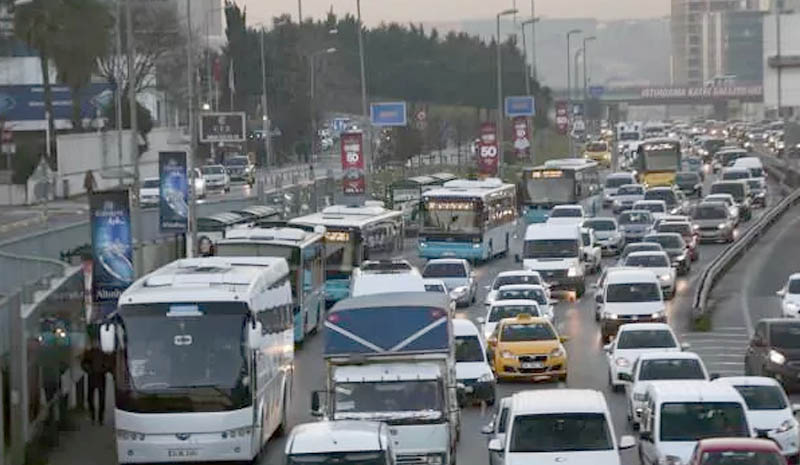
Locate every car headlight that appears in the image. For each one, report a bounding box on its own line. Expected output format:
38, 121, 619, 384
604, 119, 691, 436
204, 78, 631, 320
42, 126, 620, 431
451, 286, 468, 297
717, 223, 728, 230
757, 192, 766, 198
478, 372, 495, 383
659, 274, 671, 282
426, 454, 444, 465
615, 357, 630, 367
633, 392, 647, 401
567, 266, 581, 277
501, 351, 515, 359
770, 349, 786, 365
604, 312, 619, 320
777, 419, 797, 433
651, 310, 665, 319
472, 243, 481, 248
693, 224, 700, 230
550, 346, 565, 358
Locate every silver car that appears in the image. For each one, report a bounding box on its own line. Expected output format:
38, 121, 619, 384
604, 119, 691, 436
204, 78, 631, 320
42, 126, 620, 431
422, 258, 477, 307
481, 397, 511, 465
691, 201, 735, 243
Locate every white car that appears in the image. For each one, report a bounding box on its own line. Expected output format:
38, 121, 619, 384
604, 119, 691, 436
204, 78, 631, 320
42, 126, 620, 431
714, 376, 800, 461
139, 177, 160, 208
633, 199, 668, 221
580, 227, 603, 274
626, 351, 711, 427
192, 168, 206, 199
453, 319, 496, 406
604, 323, 685, 392
493, 284, 553, 320
478, 299, 543, 342
583, 217, 624, 256
547, 204, 586, 225
484, 270, 547, 307
777, 273, 800, 318
603, 172, 638, 207
611, 184, 646, 214
201, 164, 231, 192
422, 258, 477, 307
622, 251, 676, 299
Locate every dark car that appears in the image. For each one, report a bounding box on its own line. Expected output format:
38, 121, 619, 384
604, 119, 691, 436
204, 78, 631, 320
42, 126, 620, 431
642, 232, 691, 275
644, 187, 688, 215
675, 171, 703, 198
657, 221, 699, 262
710, 181, 752, 221
745, 319, 800, 392
223, 155, 255, 185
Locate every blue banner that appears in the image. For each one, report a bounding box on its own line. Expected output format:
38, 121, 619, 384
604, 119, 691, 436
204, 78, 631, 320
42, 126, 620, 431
0, 83, 114, 121
505, 96, 535, 117
90, 189, 134, 305
370, 102, 407, 127
159, 151, 189, 232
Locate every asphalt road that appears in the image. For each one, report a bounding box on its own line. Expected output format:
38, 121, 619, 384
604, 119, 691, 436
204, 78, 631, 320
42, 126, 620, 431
257, 171, 785, 465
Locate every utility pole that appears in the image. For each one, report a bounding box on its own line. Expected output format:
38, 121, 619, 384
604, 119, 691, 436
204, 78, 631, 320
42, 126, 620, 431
125, 0, 142, 277
356, 0, 370, 193
115, 0, 124, 186
496, 8, 518, 177
186, 0, 197, 258
298, 0, 303, 22
521, 22, 530, 95
775, 3, 783, 118
566, 29, 582, 157
260, 28, 272, 180
530, 0, 537, 82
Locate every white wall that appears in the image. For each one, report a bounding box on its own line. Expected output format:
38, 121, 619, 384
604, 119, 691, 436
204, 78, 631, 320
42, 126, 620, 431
0, 184, 26, 206
763, 12, 800, 108
55, 127, 190, 198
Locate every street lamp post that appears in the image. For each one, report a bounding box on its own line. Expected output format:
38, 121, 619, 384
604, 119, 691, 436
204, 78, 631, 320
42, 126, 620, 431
565, 29, 581, 156
521, 18, 539, 95
309, 48, 337, 164
185, 0, 198, 257
259, 27, 272, 180
582, 36, 595, 133
496, 8, 518, 176
530, 0, 538, 82
356, 0, 371, 193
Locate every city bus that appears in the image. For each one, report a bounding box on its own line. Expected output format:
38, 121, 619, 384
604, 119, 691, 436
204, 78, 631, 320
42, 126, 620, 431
635, 138, 682, 187
388, 175, 438, 209
418, 178, 517, 261
215, 226, 326, 344
519, 158, 601, 223
289, 203, 404, 306
99, 256, 293, 463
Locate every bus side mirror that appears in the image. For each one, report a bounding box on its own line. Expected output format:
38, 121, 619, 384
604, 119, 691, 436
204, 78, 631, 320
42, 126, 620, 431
100, 324, 116, 354
514, 254, 521, 263
311, 390, 326, 417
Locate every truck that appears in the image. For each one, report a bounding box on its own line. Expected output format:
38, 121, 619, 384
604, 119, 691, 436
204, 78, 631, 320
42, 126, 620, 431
285, 421, 397, 465
312, 292, 460, 465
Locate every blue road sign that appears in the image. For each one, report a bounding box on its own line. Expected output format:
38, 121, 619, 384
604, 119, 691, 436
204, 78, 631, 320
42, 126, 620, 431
589, 85, 605, 98
504, 96, 535, 117
370, 102, 407, 127
332, 117, 350, 133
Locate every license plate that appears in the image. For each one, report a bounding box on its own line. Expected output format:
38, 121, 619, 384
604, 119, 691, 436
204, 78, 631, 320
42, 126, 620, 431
464, 386, 474, 393
168, 449, 199, 458
521, 362, 544, 369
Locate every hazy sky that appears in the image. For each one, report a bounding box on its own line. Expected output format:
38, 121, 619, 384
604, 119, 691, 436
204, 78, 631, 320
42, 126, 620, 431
241, 0, 671, 27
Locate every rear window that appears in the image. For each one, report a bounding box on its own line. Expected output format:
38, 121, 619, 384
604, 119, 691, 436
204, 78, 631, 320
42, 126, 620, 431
617, 185, 644, 196
625, 254, 670, 268
202, 166, 224, 174
497, 288, 547, 305
493, 274, 542, 289
711, 183, 745, 201
636, 202, 666, 213
225, 157, 249, 166
489, 304, 541, 322
658, 223, 691, 235
722, 170, 750, 181
693, 205, 727, 220
423, 263, 466, 278
617, 329, 677, 349
619, 211, 651, 224
551, 208, 582, 218
639, 358, 706, 380
644, 190, 676, 206
584, 219, 616, 231
605, 177, 632, 188
500, 323, 556, 342
676, 172, 700, 183
645, 235, 684, 249
606, 283, 661, 303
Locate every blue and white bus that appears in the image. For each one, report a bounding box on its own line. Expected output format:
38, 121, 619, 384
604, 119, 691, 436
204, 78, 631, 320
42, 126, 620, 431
289, 203, 404, 307
520, 158, 602, 223
418, 178, 517, 261
215, 226, 326, 344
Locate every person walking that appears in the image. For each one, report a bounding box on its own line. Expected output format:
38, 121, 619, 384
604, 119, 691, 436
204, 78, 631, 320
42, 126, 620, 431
83, 169, 97, 195
81, 328, 112, 425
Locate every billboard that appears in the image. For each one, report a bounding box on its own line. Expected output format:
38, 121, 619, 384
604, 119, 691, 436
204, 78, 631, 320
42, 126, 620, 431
512, 116, 531, 159
341, 132, 365, 195
555, 101, 569, 135
159, 151, 188, 232
370, 102, 407, 127
90, 189, 134, 305
478, 122, 499, 176
505, 96, 535, 117
199, 112, 246, 142
0, 83, 113, 122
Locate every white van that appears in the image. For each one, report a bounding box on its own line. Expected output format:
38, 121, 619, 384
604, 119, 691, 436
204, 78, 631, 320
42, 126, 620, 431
596, 268, 666, 342
488, 389, 635, 464
638, 381, 752, 465
519, 223, 586, 297
733, 156, 765, 179
350, 259, 425, 296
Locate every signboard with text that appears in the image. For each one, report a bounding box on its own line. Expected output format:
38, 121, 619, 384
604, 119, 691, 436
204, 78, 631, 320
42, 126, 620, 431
340, 132, 365, 195
90, 189, 133, 306
370, 102, 407, 127
638, 85, 763, 103
505, 96, 535, 117
555, 101, 569, 135
478, 122, 499, 176
158, 151, 188, 232
199, 112, 246, 142
512, 116, 530, 159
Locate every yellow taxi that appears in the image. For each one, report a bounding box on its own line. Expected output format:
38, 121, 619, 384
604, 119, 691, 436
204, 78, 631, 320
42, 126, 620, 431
487, 314, 568, 382
583, 140, 612, 167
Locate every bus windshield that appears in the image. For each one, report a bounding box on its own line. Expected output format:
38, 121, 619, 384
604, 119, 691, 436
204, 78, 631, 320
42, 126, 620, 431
525, 174, 574, 204
422, 199, 481, 234
641, 142, 680, 171
523, 239, 579, 259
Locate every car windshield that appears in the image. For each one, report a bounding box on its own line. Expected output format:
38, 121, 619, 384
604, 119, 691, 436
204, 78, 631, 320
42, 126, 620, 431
500, 323, 555, 342
489, 305, 540, 322
623, 244, 662, 258
637, 203, 666, 213
617, 186, 644, 196
693, 205, 727, 220
789, 279, 800, 294
454, 335, 484, 363
699, 451, 783, 465
584, 219, 616, 231
617, 330, 676, 349
587, 142, 608, 151
423, 263, 466, 278
606, 282, 661, 302
225, 157, 248, 166
424, 284, 446, 293
659, 402, 749, 441
509, 413, 613, 453
676, 173, 700, 183
711, 184, 745, 201
639, 359, 706, 380
619, 211, 651, 224
624, 254, 670, 267
142, 179, 159, 188
288, 453, 385, 465
497, 289, 547, 305
733, 385, 787, 410
723, 171, 749, 181
201, 166, 224, 174
646, 235, 684, 249
551, 208, 582, 218
492, 275, 541, 289
770, 323, 800, 349
605, 177, 632, 188
523, 239, 579, 259
659, 223, 692, 235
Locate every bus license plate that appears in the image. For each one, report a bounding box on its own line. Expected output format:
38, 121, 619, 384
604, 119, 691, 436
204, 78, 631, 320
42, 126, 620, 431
522, 362, 543, 369
168, 449, 199, 458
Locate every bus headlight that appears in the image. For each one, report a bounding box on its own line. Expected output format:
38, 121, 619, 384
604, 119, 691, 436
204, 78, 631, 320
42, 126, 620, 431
770, 350, 786, 365
567, 266, 581, 277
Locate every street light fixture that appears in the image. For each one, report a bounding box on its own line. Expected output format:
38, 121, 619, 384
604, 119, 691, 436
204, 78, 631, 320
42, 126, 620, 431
496, 7, 518, 175
565, 28, 581, 157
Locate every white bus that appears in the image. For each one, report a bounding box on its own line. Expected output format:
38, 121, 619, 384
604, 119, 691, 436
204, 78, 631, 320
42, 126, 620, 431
289, 203, 404, 306
99, 256, 293, 463
216, 226, 326, 345
419, 178, 517, 261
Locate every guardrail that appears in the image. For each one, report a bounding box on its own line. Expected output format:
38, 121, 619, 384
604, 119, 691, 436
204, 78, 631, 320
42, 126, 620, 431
692, 155, 800, 324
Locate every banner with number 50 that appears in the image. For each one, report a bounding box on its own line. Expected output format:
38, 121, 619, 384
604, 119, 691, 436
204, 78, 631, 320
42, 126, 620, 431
340, 131, 365, 195
478, 122, 499, 176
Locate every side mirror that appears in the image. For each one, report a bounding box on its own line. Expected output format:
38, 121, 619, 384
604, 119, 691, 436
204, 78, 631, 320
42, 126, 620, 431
487, 438, 503, 452
100, 323, 116, 354
247, 320, 264, 349
603, 343, 612, 353
792, 403, 800, 415
618, 372, 633, 382
481, 423, 495, 435
477, 317, 486, 325
639, 430, 653, 442
619, 435, 637, 450
681, 342, 691, 351
310, 390, 325, 417
582, 252, 589, 262
514, 254, 522, 264
488, 338, 497, 347
595, 294, 604, 304
710, 373, 720, 381
559, 336, 570, 343
777, 289, 787, 297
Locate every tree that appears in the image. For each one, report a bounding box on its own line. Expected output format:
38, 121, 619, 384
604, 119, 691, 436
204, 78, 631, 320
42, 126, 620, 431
103, 98, 154, 151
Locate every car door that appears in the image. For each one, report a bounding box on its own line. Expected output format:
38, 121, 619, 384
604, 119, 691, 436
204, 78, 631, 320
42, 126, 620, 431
639, 398, 659, 465
746, 321, 769, 374
489, 403, 510, 465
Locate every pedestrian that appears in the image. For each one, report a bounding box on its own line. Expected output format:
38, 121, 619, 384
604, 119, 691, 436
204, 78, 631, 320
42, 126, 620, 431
81, 326, 112, 425
84, 169, 97, 195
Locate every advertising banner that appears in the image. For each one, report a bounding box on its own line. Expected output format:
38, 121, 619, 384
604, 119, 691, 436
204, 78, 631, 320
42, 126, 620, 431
478, 122, 499, 176
0, 83, 113, 122
340, 132, 365, 195
90, 189, 134, 305
512, 116, 531, 159
555, 101, 569, 135
159, 151, 189, 232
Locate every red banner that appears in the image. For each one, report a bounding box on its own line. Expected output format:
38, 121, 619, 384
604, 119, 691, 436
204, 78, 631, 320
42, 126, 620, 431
340, 132, 365, 195
478, 122, 498, 176
512, 116, 530, 159
555, 101, 568, 135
